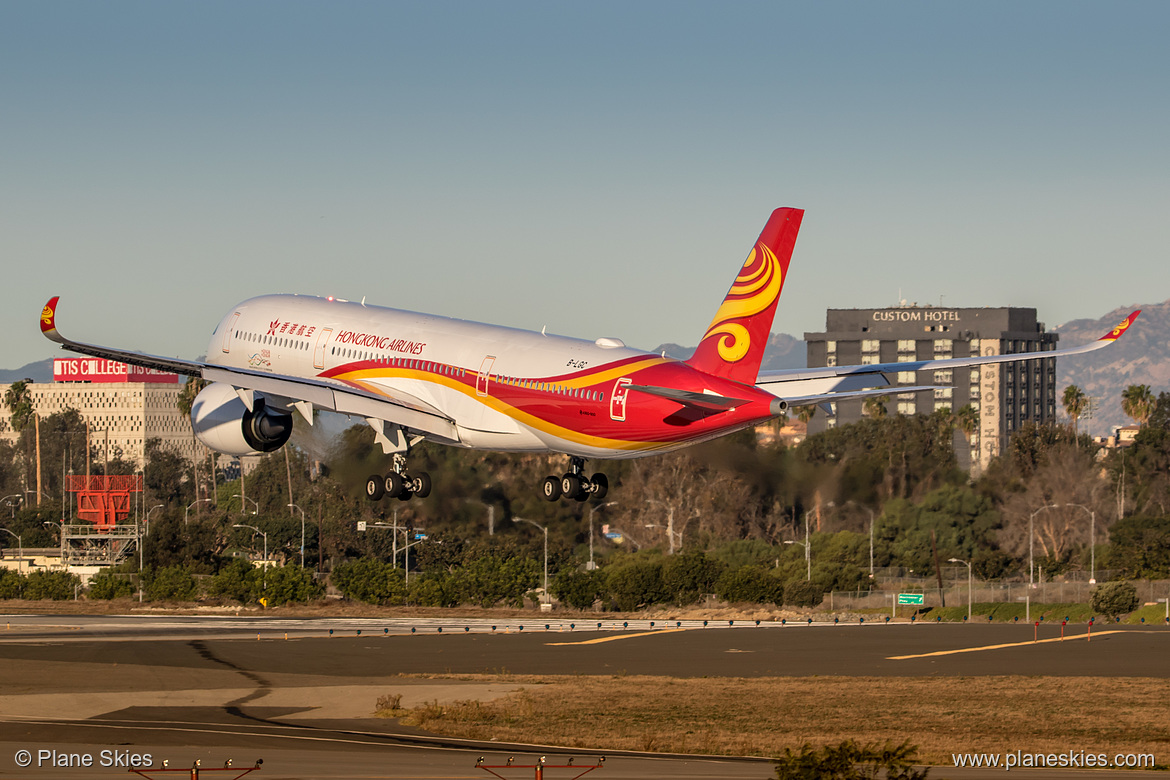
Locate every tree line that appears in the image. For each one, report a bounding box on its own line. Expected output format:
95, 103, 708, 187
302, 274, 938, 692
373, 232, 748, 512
2, 379, 1170, 610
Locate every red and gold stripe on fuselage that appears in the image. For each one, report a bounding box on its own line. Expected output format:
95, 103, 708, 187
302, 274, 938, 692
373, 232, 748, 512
319, 353, 778, 457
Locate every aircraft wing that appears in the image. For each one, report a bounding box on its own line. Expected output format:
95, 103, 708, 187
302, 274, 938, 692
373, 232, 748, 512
39, 296, 460, 441
755, 310, 1140, 400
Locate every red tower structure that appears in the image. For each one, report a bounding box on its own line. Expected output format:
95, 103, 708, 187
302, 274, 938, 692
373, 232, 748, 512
65, 475, 143, 532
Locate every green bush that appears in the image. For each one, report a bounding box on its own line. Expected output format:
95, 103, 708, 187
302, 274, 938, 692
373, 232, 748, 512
408, 573, 457, 607
145, 565, 199, 601
785, 579, 824, 608
1090, 580, 1139, 618
715, 565, 784, 604
88, 570, 135, 600
24, 570, 79, 600
260, 565, 323, 606
449, 554, 540, 608
551, 568, 605, 610
663, 551, 726, 605
0, 569, 26, 599
332, 558, 405, 605
773, 740, 929, 780
605, 559, 666, 612
208, 558, 259, 603
1104, 516, 1170, 579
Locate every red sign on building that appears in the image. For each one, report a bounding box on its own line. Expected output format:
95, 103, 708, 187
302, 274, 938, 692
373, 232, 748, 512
53, 358, 178, 384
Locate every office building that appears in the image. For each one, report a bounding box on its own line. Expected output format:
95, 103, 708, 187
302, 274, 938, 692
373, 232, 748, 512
804, 306, 1058, 472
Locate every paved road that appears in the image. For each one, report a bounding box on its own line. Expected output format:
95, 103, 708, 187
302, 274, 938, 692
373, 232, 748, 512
0, 615, 1166, 779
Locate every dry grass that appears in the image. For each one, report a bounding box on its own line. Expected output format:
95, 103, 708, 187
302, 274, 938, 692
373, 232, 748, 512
396, 675, 1170, 765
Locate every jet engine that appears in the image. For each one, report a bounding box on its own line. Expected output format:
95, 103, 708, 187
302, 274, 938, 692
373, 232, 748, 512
190, 382, 293, 456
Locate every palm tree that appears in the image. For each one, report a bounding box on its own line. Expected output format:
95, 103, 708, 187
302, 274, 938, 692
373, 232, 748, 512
770, 407, 789, 439
862, 395, 889, 418
3, 380, 34, 432
1121, 384, 1155, 427
795, 405, 817, 426
176, 376, 209, 511
1062, 385, 1087, 433
953, 404, 978, 443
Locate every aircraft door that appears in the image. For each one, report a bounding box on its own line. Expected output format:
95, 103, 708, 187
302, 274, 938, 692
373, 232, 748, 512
476, 356, 496, 397
221, 313, 240, 354
610, 378, 632, 421
314, 328, 333, 370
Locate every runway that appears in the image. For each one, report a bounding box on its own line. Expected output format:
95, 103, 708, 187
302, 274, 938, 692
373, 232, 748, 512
2, 614, 1165, 677
0, 614, 1166, 779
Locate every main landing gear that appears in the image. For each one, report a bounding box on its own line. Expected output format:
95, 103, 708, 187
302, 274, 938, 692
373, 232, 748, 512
365, 453, 431, 502
542, 457, 608, 503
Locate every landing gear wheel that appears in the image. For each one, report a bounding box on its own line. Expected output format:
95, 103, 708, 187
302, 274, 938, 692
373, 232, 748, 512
561, 473, 582, 500
412, 472, 432, 499
397, 491, 413, 501
384, 472, 406, 499
590, 473, 609, 501
365, 475, 385, 501
541, 476, 562, 502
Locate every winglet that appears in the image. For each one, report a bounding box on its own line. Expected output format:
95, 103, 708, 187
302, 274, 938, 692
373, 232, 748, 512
41, 296, 64, 344
1098, 310, 1140, 342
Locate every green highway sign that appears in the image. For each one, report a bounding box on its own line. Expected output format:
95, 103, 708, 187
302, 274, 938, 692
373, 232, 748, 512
897, 593, 925, 605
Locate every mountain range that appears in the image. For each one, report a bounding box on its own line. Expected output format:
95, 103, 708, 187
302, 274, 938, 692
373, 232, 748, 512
0, 358, 53, 384
1053, 300, 1168, 436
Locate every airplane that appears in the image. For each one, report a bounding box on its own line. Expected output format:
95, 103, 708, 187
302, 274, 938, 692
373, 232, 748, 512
39, 207, 1140, 503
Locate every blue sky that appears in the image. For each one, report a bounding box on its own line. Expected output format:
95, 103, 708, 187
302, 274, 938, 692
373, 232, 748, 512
3, 2, 1168, 369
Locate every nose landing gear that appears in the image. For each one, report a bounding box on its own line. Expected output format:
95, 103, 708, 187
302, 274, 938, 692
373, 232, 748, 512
542, 457, 608, 502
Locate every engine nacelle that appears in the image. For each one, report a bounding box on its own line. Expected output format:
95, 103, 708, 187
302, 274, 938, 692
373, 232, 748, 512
190, 382, 293, 456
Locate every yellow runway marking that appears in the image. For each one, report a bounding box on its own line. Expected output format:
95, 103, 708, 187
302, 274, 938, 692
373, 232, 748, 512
546, 628, 686, 646
888, 630, 1129, 660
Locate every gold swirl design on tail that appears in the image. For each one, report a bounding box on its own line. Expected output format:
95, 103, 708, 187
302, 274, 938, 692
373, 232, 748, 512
700, 243, 783, 363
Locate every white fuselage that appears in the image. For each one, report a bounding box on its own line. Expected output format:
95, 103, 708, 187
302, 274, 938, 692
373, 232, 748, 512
206, 294, 669, 458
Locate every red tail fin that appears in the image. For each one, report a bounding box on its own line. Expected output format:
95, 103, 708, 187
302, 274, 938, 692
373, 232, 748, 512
685, 207, 803, 384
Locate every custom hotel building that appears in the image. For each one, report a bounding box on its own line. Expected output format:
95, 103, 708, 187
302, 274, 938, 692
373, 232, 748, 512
804, 306, 1058, 472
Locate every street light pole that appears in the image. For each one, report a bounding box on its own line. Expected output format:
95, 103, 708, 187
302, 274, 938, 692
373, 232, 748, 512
644, 523, 683, 552
514, 517, 549, 605
1065, 503, 1097, 584
1, 494, 20, 520
185, 498, 211, 526
862, 507, 876, 578
139, 504, 163, 602
804, 510, 810, 581
1028, 504, 1059, 588
464, 499, 495, 536
948, 557, 973, 621
588, 501, 617, 571
369, 521, 426, 585
0, 528, 23, 575
645, 500, 680, 555
783, 514, 812, 582
844, 501, 877, 579
288, 504, 306, 567
233, 524, 268, 591
231, 494, 259, 517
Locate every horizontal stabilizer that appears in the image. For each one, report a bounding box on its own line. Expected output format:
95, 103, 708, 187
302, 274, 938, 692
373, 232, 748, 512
627, 384, 750, 411
778, 386, 945, 408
